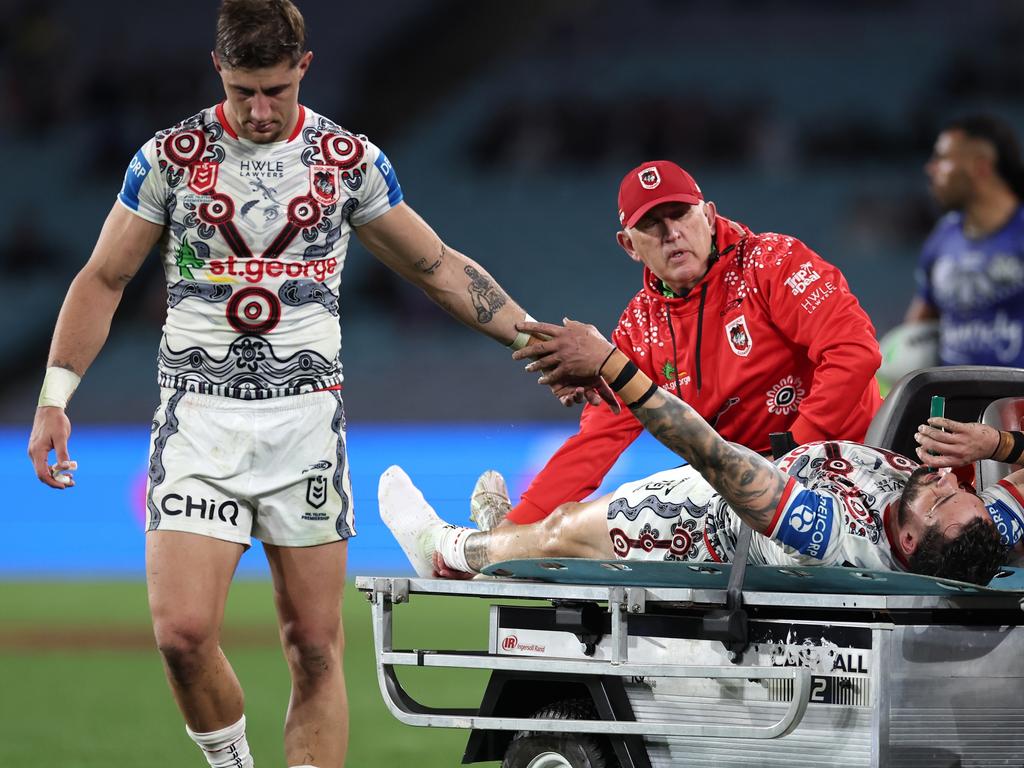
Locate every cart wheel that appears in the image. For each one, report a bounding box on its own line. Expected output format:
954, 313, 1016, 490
502, 699, 617, 768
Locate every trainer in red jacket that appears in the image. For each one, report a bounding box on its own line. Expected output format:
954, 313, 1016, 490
509, 160, 883, 524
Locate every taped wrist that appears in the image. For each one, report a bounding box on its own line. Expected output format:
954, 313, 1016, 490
38, 367, 81, 409
506, 314, 537, 351
990, 430, 1024, 464
600, 349, 659, 408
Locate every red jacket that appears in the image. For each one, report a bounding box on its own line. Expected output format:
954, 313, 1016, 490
509, 215, 883, 524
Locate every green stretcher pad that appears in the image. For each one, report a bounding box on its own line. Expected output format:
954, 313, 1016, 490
481, 559, 1024, 596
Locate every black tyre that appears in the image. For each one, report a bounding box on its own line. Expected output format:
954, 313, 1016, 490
502, 699, 618, 768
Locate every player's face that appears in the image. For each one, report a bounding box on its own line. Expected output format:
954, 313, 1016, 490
215, 52, 312, 144
906, 467, 991, 540
925, 130, 974, 211
619, 201, 715, 295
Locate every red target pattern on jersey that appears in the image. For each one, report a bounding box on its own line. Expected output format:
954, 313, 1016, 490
609, 528, 630, 558
227, 287, 281, 335
320, 133, 364, 169
287, 196, 322, 227
669, 525, 694, 557
163, 130, 208, 167
199, 193, 235, 225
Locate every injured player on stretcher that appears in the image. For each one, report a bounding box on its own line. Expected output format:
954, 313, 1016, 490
381, 320, 1024, 586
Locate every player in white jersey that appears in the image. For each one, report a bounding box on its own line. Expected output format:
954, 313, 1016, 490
25, 3, 611, 767
382, 319, 1020, 586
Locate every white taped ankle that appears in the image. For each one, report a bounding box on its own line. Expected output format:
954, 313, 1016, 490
437, 526, 475, 573
186, 714, 254, 768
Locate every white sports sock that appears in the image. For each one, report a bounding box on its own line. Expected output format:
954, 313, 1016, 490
186, 714, 254, 768
436, 525, 476, 573
379, 465, 449, 577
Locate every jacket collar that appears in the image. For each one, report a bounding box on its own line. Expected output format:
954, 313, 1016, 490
641, 214, 751, 302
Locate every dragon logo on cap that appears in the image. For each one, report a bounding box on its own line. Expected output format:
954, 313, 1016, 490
639, 166, 661, 189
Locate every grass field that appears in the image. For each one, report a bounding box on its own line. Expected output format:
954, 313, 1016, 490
0, 580, 501, 767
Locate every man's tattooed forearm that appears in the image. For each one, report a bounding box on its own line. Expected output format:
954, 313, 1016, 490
634, 394, 787, 531
464, 265, 507, 324
415, 244, 445, 275
464, 533, 491, 572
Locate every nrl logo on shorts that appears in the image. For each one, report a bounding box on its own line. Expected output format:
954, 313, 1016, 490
310, 165, 340, 205
725, 315, 752, 357
306, 475, 328, 509
638, 166, 661, 190
188, 161, 219, 195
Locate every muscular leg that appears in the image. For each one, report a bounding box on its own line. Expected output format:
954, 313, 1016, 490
146, 530, 246, 730
462, 494, 614, 572
264, 539, 347, 768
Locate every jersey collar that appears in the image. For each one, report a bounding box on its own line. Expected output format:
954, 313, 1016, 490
216, 102, 306, 143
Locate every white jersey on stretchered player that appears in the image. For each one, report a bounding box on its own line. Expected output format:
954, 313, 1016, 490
119, 103, 401, 398
609, 440, 1024, 570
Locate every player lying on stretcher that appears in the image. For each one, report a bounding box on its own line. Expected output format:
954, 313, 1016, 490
381, 319, 1024, 586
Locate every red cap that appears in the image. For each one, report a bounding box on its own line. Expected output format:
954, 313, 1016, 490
617, 160, 703, 228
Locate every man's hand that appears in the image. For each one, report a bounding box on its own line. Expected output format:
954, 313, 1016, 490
512, 318, 620, 413
28, 406, 77, 489
914, 417, 1000, 467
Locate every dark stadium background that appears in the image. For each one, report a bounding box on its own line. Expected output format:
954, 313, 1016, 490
0, 1, 1021, 764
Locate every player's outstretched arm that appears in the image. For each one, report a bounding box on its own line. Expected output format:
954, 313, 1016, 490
28, 204, 162, 489
515, 319, 789, 531
355, 203, 617, 409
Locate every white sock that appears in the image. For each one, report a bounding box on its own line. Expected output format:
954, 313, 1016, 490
437, 525, 476, 573
379, 465, 449, 577
186, 714, 254, 768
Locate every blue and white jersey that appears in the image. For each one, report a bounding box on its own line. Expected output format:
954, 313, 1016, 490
117, 103, 403, 399
914, 207, 1024, 366
760, 441, 917, 570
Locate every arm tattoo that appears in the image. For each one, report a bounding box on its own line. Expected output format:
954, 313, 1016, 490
633, 392, 788, 533
415, 244, 444, 275
464, 532, 491, 572
464, 265, 507, 324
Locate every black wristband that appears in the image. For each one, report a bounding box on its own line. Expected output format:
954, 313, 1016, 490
1005, 431, 1024, 464
630, 381, 660, 408
609, 360, 640, 392
597, 346, 617, 377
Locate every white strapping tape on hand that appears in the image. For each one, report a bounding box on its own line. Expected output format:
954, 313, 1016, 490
38, 367, 81, 409
507, 314, 536, 351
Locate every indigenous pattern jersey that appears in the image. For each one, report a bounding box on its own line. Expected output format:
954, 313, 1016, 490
117, 103, 403, 399
608, 442, 918, 570
915, 206, 1024, 366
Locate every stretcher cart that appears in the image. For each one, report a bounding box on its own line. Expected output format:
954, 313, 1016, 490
356, 563, 1024, 768
358, 367, 1024, 767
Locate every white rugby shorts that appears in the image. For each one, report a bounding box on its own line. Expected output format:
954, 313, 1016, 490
145, 387, 355, 546
606, 466, 736, 563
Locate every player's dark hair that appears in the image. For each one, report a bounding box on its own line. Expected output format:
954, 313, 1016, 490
945, 114, 1024, 199
216, 0, 305, 69
907, 517, 1007, 585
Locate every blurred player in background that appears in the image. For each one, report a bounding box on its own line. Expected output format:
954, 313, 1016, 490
25, 2, 607, 766
904, 114, 1024, 366
496, 160, 883, 527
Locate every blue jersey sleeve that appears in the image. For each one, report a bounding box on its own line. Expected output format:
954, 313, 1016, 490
116, 139, 166, 225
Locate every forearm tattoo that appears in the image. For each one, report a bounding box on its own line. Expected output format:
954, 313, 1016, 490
464, 532, 491, 572
464, 265, 507, 324
415, 243, 444, 275
633, 393, 788, 532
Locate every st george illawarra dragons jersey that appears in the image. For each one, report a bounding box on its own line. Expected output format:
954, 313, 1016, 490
117, 103, 403, 399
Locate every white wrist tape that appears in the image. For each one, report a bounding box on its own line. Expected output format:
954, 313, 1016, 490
38, 367, 81, 409
506, 314, 536, 351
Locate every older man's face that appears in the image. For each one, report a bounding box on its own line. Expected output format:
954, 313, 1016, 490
619, 201, 715, 295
